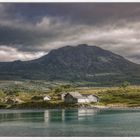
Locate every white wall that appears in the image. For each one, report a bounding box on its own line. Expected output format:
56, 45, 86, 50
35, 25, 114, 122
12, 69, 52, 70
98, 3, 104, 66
78, 98, 90, 103
88, 95, 98, 102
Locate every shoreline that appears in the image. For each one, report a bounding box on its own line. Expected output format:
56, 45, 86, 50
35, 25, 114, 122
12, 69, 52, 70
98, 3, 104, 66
1, 104, 140, 110
94, 105, 140, 109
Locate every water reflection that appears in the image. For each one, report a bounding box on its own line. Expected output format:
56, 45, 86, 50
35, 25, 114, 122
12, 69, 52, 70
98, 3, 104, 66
0, 111, 44, 122
78, 109, 98, 120
0, 109, 99, 123
1, 109, 140, 136
44, 109, 98, 123
0, 112, 22, 122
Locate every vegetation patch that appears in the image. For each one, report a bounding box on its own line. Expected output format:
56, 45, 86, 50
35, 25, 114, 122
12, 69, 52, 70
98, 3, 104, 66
0, 81, 140, 108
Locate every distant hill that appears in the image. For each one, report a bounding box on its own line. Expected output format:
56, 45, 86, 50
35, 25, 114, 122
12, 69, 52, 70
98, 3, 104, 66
0, 44, 140, 85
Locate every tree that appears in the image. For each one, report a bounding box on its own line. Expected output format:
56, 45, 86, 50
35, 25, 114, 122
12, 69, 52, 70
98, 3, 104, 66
120, 81, 130, 90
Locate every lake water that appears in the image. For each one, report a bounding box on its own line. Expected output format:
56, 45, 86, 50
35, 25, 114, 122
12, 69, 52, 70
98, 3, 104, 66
0, 109, 140, 137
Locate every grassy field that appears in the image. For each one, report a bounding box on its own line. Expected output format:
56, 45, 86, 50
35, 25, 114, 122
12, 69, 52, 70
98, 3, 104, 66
0, 80, 140, 108
78, 86, 140, 107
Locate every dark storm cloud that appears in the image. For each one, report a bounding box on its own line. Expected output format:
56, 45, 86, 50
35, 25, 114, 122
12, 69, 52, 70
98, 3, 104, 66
0, 3, 140, 63
7, 3, 140, 23
0, 22, 55, 50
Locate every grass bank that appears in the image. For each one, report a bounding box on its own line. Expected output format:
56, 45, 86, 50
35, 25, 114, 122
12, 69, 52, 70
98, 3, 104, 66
1, 85, 140, 109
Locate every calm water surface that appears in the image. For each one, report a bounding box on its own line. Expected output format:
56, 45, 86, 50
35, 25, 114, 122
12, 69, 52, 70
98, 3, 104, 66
0, 109, 140, 137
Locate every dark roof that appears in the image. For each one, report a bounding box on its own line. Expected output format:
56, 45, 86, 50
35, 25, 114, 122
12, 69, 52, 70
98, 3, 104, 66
65, 92, 86, 99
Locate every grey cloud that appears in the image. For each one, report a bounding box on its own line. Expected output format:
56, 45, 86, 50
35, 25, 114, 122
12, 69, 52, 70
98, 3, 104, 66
0, 3, 140, 63
0, 45, 46, 62
9, 3, 140, 25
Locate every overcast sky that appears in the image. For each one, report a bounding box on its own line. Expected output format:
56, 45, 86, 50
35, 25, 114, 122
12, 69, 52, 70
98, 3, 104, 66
0, 3, 140, 63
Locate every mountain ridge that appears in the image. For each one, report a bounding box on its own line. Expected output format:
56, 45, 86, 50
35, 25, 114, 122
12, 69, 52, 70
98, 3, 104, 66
0, 44, 140, 85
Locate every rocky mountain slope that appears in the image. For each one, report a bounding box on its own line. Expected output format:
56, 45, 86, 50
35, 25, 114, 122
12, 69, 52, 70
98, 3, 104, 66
0, 44, 140, 85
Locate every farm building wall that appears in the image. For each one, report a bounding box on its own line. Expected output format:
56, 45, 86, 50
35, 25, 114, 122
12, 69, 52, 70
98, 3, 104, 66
87, 95, 98, 102
78, 98, 90, 103
64, 94, 77, 103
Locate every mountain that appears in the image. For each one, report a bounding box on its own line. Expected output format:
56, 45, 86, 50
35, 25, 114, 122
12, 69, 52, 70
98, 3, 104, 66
0, 44, 140, 85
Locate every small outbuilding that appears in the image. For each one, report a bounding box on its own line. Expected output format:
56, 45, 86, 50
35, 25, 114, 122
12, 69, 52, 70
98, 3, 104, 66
43, 95, 50, 101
